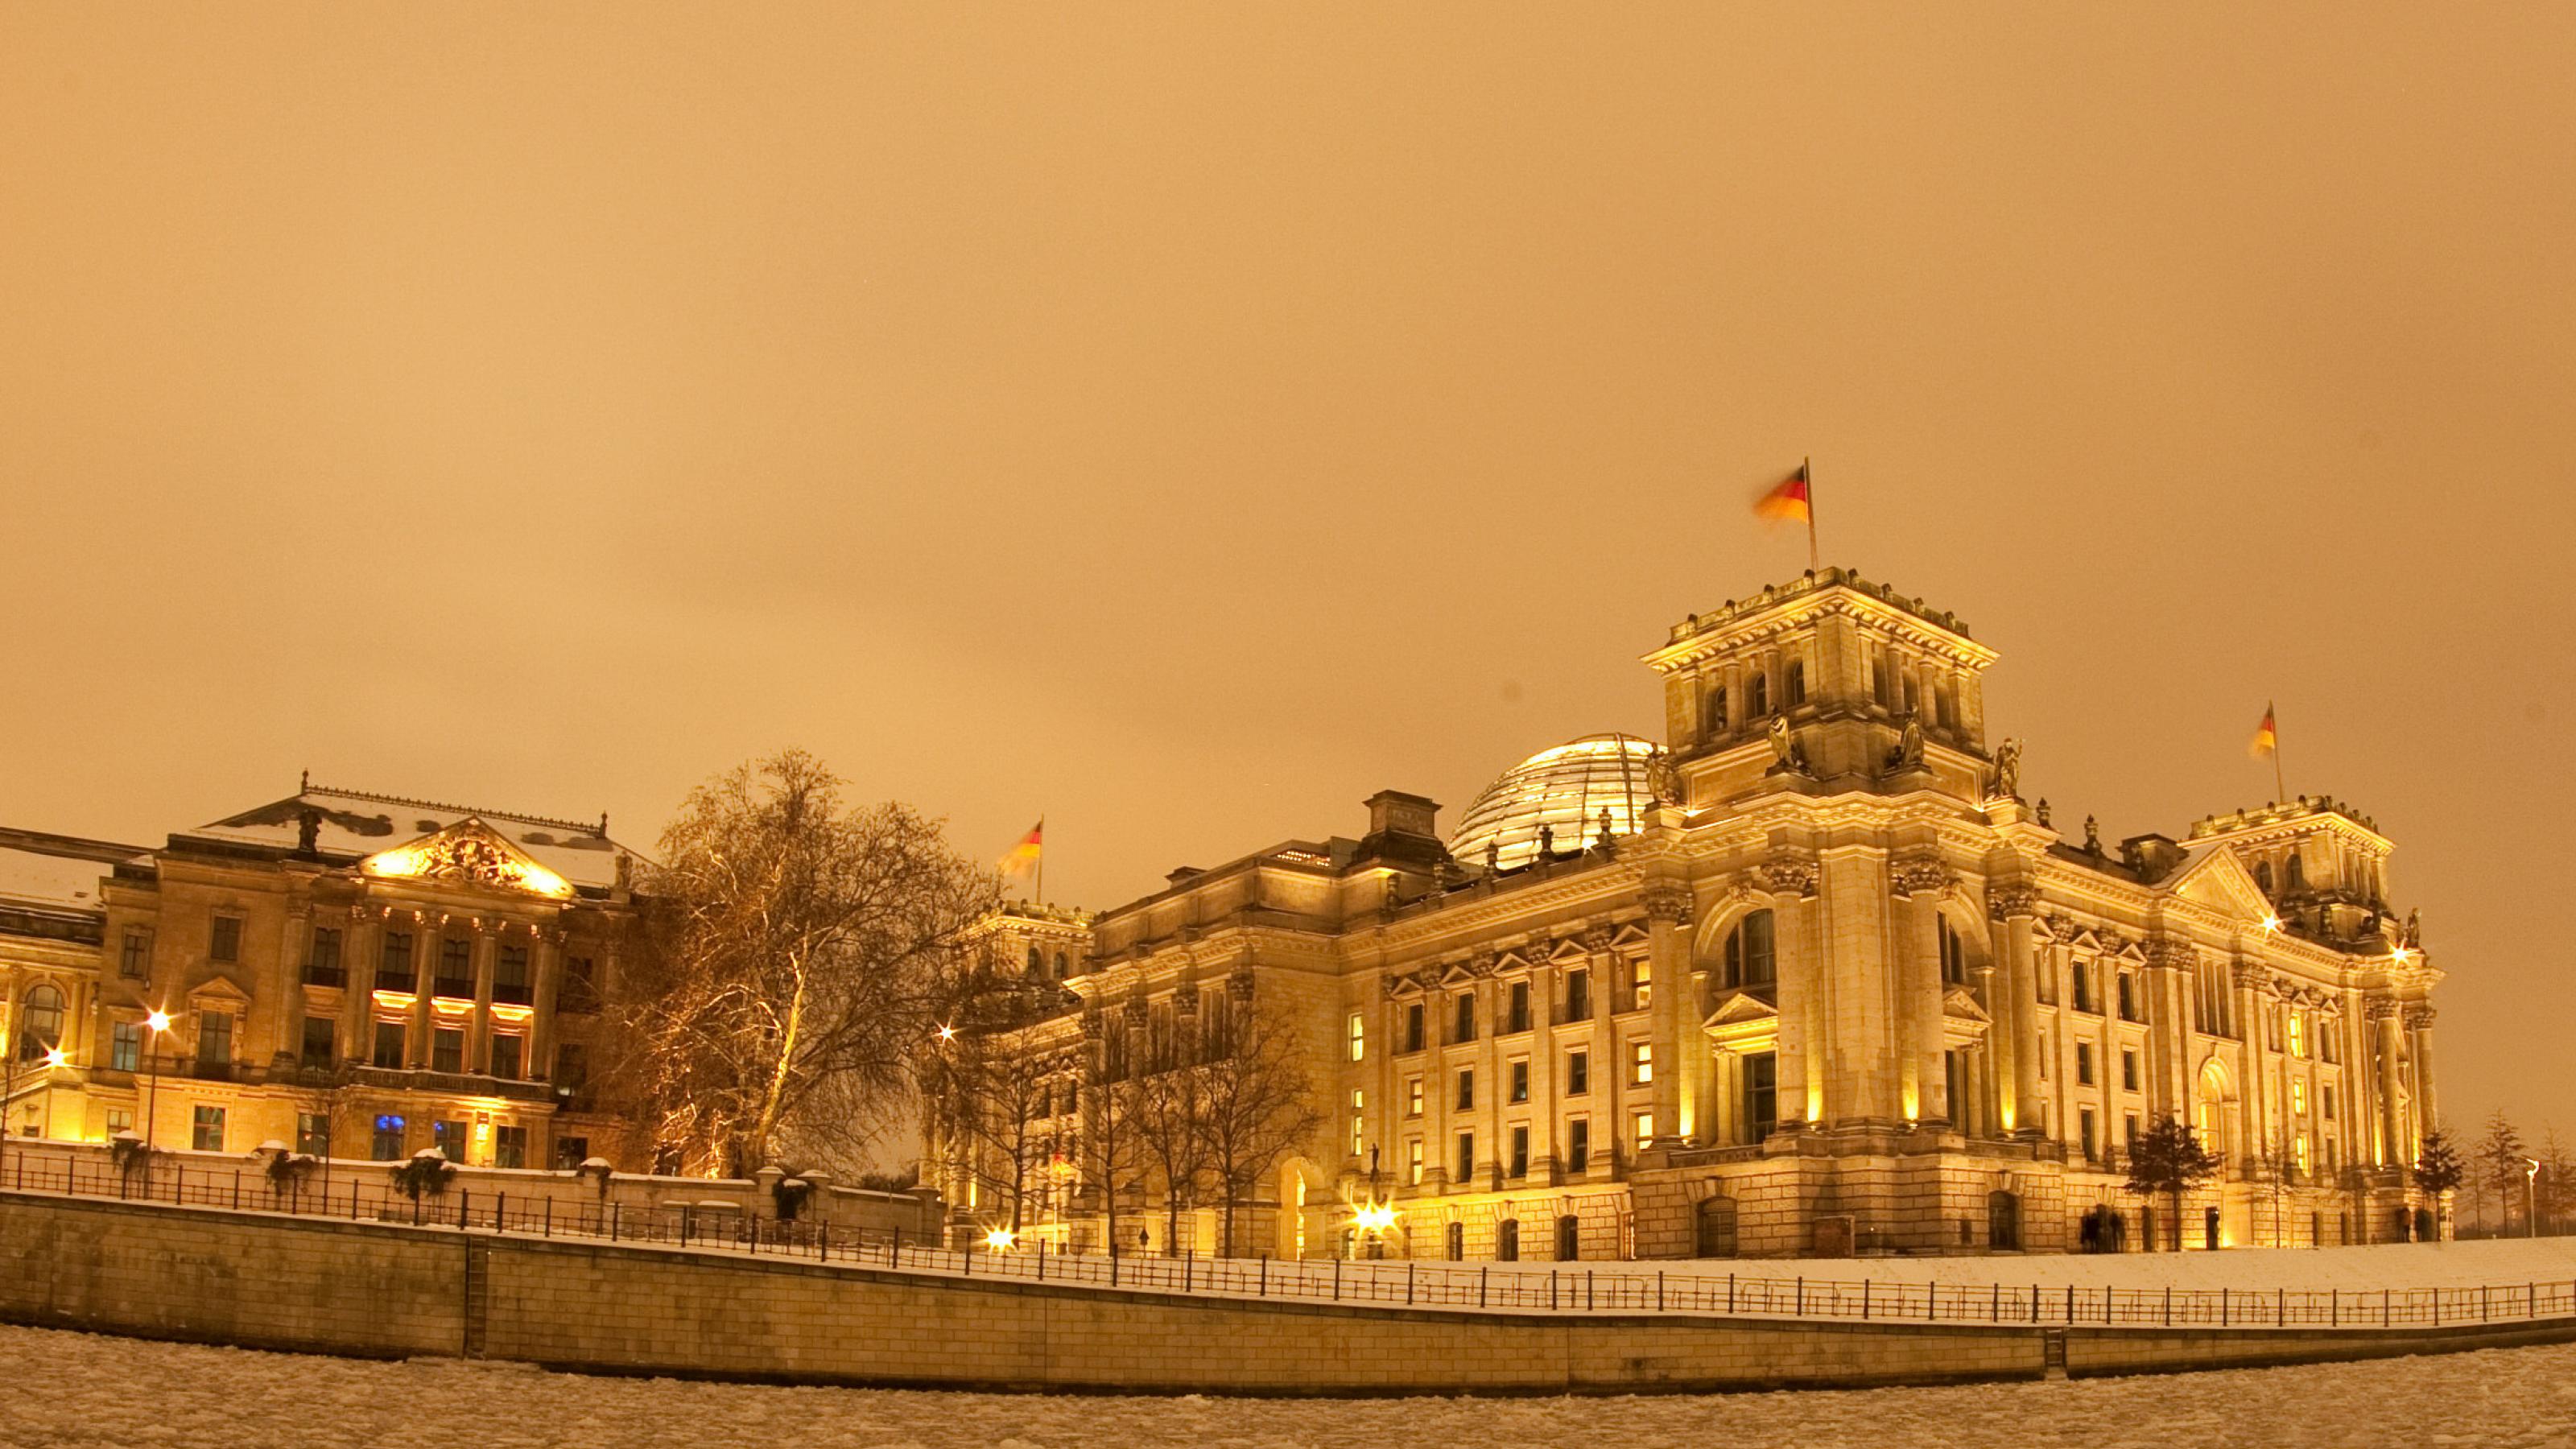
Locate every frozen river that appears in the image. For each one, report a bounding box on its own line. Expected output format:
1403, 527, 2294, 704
2, 1323, 2571, 1449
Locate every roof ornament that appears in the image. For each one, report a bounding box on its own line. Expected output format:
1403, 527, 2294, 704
1989, 738, 2022, 801
1766, 716, 1811, 775
1596, 807, 1617, 854
295, 807, 323, 857
2083, 815, 2102, 854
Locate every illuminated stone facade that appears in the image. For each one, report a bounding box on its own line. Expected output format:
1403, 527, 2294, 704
0, 783, 643, 1170
954, 570, 2444, 1259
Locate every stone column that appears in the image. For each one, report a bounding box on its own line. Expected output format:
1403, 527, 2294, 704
1819, 845, 1899, 1124
2231, 961, 2268, 1168
1642, 890, 1692, 1143
529, 927, 562, 1075
1889, 855, 1949, 1124
1528, 963, 1558, 1176
341, 910, 378, 1065
1765, 857, 1823, 1128
471, 925, 498, 1073
2405, 1004, 2438, 1150
411, 919, 440, 1067
1990, 890, 2041, 1135
2370, 998, 2403, 1167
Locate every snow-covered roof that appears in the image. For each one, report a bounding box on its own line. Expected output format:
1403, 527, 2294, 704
0, 844, 128, 914
182, 783, 643, 892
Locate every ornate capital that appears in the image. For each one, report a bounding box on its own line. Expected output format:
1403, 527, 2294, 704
1228, 968, 1256, 1001
2403, 1004, 2437, 1030
1761, 857, 1820, 898
1889, 851, 1953, 899
2229, 958, 2267, 989
2365, 996, 2402, 1022
2142, 936, 2198, 972
1987, 883, 2041, 922
1640, 887, 1692, 927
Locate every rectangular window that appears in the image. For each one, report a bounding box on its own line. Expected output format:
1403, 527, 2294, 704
1565, 968, 1591, 1022
493, 944, 532, 1005
1455, 1132, 1475, 1184
1509, 1059, 1530, 1104
1455, 1069, 1475, 1112
2079, 1108, 2098, 1162
1348, 1012, 1365, 1061
1406, 1139, 1423, 1185
192, 1104, 226, 1152
105, 1108, 133, 1137
120, 930, 149, 978
2117, 972, 2141, 1022
2121, 1049, 2139, 1092
1509, 1125, 1530, 1179
2288, 1012, 2306, 1059
553, 1136, 589, 1171
2076, 1042, 2094, 1086
2071, 963, 2092, 1014
195, 1010, 233, 1068
1633, 960, 1653, 1011
1567, 1117, 1591, 1172
382, 930, 415, 983
2292, 1080, 2307, 1115
559, 954, 599, 1013
432, 1119, 469, 1163
1508, 980, 1530, 1034
1567, 1050, 1589, 1096
555, 1042, 588, 1095
2324, 1084, 2337, 1119
1739, 911, 1777, 986
2294, 1133, 2310, 1172
493, 1125, 528, 1170
432, 1027, 463, 1075
1349, 1088, 1364, 1157
300, 1015, 336, 1067
373, 1021, 407, 1069
490, 1034, 524, 1080
296, 1112, 330, 1158
110, 1022, 141, 1073
436, 937, 473, 999
371, 1114, 407, 1161
1406, 1075, 1422, 1117
1452, 993, 1476, 1043
1633, 1111, 1653, 1150
1403, 1002, 1425, 1053
210, 916, 241, 964
2125, 1113, 2140, 1146
307, 927, 345, 987
1744, 1051, 1777, 1141
1630, 1041, 1653, 1085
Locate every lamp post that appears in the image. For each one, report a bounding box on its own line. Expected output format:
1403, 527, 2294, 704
142, 1009, 172, 1165
2526, 1157, 2542, 1239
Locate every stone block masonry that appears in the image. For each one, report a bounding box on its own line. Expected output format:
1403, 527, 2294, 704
3, 1191, 2572, 1396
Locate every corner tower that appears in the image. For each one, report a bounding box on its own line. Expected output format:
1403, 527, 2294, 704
1641, 568, 2001, 807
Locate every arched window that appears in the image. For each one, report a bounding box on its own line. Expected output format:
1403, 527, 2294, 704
1054, 951, 1070, 980
1785, 661, 1806, 708
1704, 685, 1728, 736
1555, 1214, 1581, 1261
1749, 674, 1769, 718
1694, 1195, 1738, 1257
1723, 910, 1776, 989
1026, 944, 1043, 975
1445, 1221, 1463, 1261
16, 984, 64, 1062
2285, 854, 2306, 892
2254, 861, 2273, 894
1496, 1218, 1521, 1261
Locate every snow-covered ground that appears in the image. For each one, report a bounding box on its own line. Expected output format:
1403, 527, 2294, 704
2, 1323, 2570, 1449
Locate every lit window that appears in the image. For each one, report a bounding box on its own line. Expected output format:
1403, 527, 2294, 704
192, 1104, 227, 1152
1630, 1042, 1653, 1085
2292, 1080, 2306, 1115
1406, 1076, 1422, 1117
1633, 1112, 1653, 1150
1633, 960, 1653, 1010
2288, 1013, 2306, 1059
1348, 1012, 1364, 1062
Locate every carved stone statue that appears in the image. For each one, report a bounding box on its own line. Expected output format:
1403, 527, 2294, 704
2036, 797, 2052, 828
1536, 823, 1554, 858
295, 807, 323, 856
1596, 806, 1616, 852
2083, 815, 2100, 853
2402, 908, 2421, 949
1645, 747, 1680, 808
1766, 716, 1810, 774
1885, 713, 1925, 771
1991, 737, 2022, 800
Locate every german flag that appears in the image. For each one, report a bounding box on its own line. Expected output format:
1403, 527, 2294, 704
2249, 704, 2278, 759
1754, 463, 1811, 524
998, 820, 1042, 877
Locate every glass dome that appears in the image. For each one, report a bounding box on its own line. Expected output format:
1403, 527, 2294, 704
1446, 733, 1662, 873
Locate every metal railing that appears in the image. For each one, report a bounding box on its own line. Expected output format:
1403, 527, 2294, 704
7, 1150, 2574, 1332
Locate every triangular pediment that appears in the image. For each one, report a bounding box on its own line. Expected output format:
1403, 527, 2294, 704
187, 972, 253, 1005
2164, 846, 2275, 922
1703, 991, 1780, 1030
361, 817, 573, 899
1942, 986, 1992, 1024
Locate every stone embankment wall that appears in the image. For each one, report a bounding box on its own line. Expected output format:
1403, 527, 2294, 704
0, 1138, 940, 1236
3, 1191, 2572, 1395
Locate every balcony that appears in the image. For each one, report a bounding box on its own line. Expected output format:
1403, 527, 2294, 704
302, 964, 348, 989
347, 1064, 555, 1105
431, 979, 476, 1002
493, 981, 534, 1007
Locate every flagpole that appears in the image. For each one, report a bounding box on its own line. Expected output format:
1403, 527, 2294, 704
1803, 456, 1819, 573
1035, 815, 1045, 906
2271, 715, 2288, 803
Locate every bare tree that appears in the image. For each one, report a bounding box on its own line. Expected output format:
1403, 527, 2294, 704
1198, 1000, 1327, 1258
1075, 1043, 1145, 1256
924, 1013, 1067, 1235
1127, 1058, 1212, 1255
611, 750, 996, 1177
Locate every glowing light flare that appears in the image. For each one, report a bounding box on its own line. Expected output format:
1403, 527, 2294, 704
982, 1228, 1018, 1251
2260, 916, 2282, 934
2390, 947, 2416, 964
936, 1023, 957, 1042
144, 1010, 172, 1033
1349, 1200, 1398, 1234
43, 1048, 68, 1067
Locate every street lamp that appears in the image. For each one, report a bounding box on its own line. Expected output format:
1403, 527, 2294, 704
142, 1009, 173, 1165
2526, 1157, 2542, 1239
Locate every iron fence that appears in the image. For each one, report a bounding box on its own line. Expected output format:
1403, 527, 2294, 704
6, 1150, 2570, 1332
